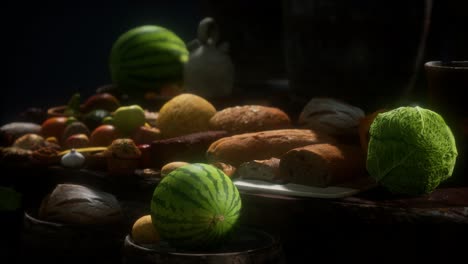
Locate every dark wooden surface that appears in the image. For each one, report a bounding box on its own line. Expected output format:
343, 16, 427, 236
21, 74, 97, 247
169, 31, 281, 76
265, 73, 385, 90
239, 185, 468, 262
2, 164, 468, 262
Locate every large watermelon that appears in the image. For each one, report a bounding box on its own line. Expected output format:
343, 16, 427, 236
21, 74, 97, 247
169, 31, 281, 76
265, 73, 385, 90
150, 163, 241, 250
109, 25, 189, 96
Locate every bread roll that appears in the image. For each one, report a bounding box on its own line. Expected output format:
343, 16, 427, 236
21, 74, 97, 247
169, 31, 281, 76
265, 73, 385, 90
207, 129, 335, 166
160, 161, 189, 177
298, 98, 364, 143
235, 158, 281, 182
210, 105, 291, 134
279, 143, 366, 187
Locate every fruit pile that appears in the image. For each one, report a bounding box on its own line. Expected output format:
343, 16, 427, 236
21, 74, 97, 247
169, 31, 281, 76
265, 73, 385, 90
0, 21, 462, 256
0, 23, 246, 252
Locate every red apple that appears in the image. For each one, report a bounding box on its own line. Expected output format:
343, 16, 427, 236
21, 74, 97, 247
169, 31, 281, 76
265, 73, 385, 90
81, 93, 120, 113
40, 117, 69, 140
89, 124, 122, 147
65, 134, 89, 149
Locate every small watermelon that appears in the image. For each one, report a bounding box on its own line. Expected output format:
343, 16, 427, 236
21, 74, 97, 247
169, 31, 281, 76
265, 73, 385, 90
109, 25, 189, 96
150, 163, 241, 250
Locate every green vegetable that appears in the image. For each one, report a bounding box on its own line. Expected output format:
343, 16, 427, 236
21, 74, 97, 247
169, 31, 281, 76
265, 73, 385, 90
64, 93, 81, 117
151, 163, 241, 250
366, 106, 458, 195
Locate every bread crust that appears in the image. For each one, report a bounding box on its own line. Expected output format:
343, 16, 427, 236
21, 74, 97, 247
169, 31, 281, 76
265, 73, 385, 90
279, 143, 366, 187
209, 105, 291, 134
235, 158, 281, 182
206, 129, 335, 166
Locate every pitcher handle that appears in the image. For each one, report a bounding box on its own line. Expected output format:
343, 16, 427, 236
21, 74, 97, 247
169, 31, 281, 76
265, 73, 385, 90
197, 17, 220, 46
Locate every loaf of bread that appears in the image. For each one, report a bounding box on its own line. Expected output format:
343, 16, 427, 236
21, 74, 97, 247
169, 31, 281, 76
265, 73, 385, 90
150, 130, 228, 167
298, 98, 364, 143
39, 184, 123, 225
235, 158, 281, 182
209, 105, 291, 134
206, 129, 335, 166
279, 143, 366, 187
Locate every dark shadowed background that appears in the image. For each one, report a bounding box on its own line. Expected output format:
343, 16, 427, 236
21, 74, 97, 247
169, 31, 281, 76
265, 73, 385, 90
1, 1, 204, 123
2, 0, 467, 124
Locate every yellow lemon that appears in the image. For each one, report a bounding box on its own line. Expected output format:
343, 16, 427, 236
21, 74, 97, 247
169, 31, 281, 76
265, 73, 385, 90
131, 215, 159, 245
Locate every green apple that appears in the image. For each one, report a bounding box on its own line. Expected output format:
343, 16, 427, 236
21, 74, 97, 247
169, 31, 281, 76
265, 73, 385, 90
112, 105, 146, 135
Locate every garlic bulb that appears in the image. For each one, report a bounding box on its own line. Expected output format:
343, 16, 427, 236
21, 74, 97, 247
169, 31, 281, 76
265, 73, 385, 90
61, 148, 85, 168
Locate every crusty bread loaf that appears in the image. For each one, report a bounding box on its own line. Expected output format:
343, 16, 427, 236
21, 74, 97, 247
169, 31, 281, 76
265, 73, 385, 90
279, 143, 366, 187
298, 98, 365, 144
235, 158, 281, 182
206, 129, 335, 166
39, 184, 123, 225
150, 130, 228, 167
209, 105, 291, 134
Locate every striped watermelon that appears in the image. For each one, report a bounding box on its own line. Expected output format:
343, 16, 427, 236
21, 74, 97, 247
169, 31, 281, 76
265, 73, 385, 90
109, 25, 189, 96
150, 163, 242, 250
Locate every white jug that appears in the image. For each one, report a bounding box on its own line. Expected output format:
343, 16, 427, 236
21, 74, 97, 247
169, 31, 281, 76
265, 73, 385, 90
184, 17, 234, 98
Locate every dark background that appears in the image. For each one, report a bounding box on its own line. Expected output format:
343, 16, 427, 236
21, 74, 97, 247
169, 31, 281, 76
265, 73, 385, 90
1, 1, 205, 123
2, 0, 467, 124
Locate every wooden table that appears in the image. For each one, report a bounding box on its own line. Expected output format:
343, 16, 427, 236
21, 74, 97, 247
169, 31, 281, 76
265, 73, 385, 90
239, 185, 468, 262
3, 164, 467, 263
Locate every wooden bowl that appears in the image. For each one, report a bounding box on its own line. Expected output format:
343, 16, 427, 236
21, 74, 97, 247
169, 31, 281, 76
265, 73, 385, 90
122, 227, 285, 264
47, 105, 71, 118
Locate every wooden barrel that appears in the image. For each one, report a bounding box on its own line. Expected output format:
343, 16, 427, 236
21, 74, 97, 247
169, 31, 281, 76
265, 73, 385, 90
21, 210, 126, 263
122, 227, 285, 264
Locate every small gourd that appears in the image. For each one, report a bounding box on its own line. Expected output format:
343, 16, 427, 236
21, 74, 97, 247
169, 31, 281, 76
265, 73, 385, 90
61, 148, 85, 168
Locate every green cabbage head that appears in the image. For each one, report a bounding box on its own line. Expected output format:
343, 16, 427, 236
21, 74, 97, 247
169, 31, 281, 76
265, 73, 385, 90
366, 106, 457, 195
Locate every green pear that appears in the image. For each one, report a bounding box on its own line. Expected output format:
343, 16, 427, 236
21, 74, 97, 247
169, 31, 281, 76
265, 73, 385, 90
112, 105, 146, 135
